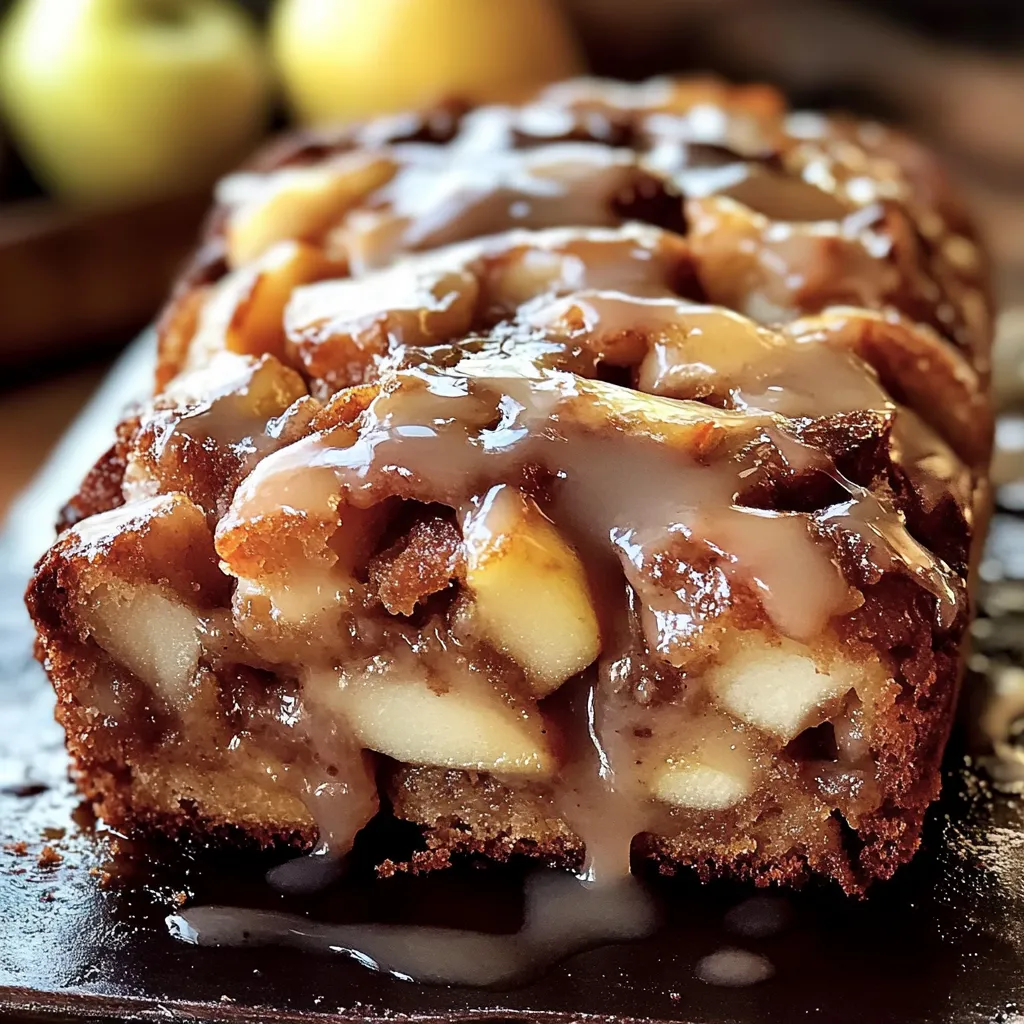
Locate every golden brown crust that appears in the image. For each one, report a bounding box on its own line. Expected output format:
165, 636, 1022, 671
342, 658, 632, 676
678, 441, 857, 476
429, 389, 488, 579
367, 512, 465, 617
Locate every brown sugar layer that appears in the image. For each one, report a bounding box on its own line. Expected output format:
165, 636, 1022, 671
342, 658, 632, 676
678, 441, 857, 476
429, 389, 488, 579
27, 78, 992, 893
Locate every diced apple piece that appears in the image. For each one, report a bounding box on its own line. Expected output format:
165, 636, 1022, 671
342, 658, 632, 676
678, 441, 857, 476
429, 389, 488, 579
686, 194, 887, 327
55, 493, 221, 705
650, 720, 755, 810
525, 290, 651, 367
485, 245, 579, 309
215, 443, 350, 582
223, 153, 398, 267
163, 351, 307, 423
186, 241, 341, 369
635, 305, 781, 399
654, 763, 752, 811
228, 501, 393, 658
233, 567, 349, 631
710, 636, 857, 742
228, 241, 341, 360
126, 354, 310, 520
480, 224, 684, 310
184, 263, 265, 371
317, 658, 551, 775
462, 361, 734, 456
66, 493, 228, 604
224, 498, 391, 666
463, 484, 600, 696
284, 257, 479, 386
88, 584, 201, 705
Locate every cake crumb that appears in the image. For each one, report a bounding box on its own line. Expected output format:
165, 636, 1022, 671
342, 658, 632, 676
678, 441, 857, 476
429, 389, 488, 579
4, 841, 28, 856
38, 845, 63, 868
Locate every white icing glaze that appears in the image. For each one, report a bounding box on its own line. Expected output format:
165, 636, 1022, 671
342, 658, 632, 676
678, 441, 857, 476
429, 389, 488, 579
695, 947, 775, 987
168, 870, 657, 986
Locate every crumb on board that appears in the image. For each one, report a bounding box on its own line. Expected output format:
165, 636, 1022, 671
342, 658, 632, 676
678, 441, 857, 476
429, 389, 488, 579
4, 841, 28, 856
37, 845, 63, 868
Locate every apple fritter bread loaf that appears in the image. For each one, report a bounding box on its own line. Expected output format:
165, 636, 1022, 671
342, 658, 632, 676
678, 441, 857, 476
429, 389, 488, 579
27, 78, 993, 893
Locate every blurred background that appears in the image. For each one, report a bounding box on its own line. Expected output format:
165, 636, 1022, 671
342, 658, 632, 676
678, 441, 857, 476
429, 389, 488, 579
0, 0, 1022, 515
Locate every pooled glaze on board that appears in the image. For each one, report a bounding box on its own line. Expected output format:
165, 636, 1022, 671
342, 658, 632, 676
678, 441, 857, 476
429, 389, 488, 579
169, 871, 658, 987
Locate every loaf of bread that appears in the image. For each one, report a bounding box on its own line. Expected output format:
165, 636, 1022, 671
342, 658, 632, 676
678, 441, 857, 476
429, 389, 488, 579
28, 78, 992, 893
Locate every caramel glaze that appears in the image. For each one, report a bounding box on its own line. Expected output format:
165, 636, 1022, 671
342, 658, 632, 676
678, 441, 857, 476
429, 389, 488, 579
194, 77, 988, 377
28, 78, 992, 901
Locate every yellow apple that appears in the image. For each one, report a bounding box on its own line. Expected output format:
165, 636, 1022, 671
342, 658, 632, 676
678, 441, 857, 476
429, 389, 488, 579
0, 0, 272, 203
270, 0, 585, 125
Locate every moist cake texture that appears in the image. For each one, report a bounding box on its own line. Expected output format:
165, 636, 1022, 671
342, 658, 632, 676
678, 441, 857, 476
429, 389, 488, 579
27, 77, 993, 893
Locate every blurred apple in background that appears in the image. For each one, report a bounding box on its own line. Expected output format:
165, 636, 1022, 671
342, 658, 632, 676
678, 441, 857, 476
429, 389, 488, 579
271, 0, 584, 125
0, 0, 272, 203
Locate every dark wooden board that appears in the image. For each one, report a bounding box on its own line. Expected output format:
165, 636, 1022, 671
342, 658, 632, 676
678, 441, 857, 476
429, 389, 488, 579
0, 193, 208, 369
2, 356, 1024, 1024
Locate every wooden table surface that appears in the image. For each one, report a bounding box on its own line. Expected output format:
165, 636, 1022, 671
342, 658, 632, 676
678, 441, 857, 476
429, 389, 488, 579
0, 364, 106, 520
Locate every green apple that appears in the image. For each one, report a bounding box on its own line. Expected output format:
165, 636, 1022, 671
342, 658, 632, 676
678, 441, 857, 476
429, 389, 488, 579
270, 0, 584, 125
0, 0, 272, 203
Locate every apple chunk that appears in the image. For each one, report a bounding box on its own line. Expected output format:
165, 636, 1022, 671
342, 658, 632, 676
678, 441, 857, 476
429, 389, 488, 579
285, 257, 479, 388
88, 584, 201, 706
187, 240, 341, 367
649, 717, 755, 811
463, 484, 601, 696
180, 241, 335, 374
654, 764, 751, 811
652, 746, 753, 811
222, 152, 397, 266
315, 658, 551, 775
56, 493, 223, 706
710, 636, 859, 742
